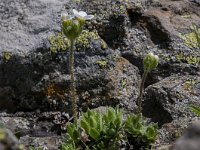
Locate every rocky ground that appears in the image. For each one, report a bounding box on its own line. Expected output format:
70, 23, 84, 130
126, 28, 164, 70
0, 0, 200, 149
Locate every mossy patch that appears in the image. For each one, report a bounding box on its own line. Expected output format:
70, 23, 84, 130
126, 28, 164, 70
48, 30, 106, 53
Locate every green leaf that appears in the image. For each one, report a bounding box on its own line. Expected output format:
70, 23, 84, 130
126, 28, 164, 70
73, 130, 79, 140
89, 128, 100, 140
80, 119, 90, 134
108, 107, 115, 122
89, 116, 97, 128
190, 105, 200, 117
67, 123, 75, 139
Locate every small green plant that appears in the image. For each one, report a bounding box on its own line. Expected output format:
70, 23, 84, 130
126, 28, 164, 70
61, 107, 124, 149
125, 114, 158, 149
62, 10, 94, 122
190, 105, 200, 117
61, 107, 157, 149
136, 52, 159, 113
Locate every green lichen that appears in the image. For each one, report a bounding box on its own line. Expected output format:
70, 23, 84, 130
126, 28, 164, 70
96, 60, 108, 69
175, 53, 200, 66
48, 30, 104, 53
3, 52, 12, 62
179, 25, 200, 49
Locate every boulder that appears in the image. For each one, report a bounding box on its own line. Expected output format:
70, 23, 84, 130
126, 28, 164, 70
142, 75, 200, 145
173, 120, 200, 150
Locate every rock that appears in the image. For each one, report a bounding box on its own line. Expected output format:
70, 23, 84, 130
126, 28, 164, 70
143, 75, 200, 126
142, 75, 200, 145
0, 0, 140, 113
0, 111, 68, 149
173, 120, 200, 150
122, 0, 200, 86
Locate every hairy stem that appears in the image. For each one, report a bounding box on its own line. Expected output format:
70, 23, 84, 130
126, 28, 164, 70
69, 39, 77, 122
136, 70, 148, 114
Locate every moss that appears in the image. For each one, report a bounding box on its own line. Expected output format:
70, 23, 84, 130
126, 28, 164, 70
3, 52, 12, 62
48, 30, 104, 53
96, 60, 108, 69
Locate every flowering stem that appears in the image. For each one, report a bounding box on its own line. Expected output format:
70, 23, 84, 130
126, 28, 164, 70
136, 70, 149, 114
69, 39, 77, 123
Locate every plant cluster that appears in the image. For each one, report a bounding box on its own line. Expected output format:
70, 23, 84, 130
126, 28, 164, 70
61, 107, 157, 150
125, 114, 157, 149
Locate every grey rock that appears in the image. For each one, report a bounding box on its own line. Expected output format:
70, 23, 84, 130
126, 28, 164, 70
142, 75, 200, 145
173, 121, 200, 150
143, 75, 200, 126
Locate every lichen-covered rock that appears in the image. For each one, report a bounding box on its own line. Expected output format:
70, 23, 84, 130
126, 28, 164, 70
121, 0, 200, 86
143, 75, 200, 126
0, 0, 140, 113
142, 75, 200, 145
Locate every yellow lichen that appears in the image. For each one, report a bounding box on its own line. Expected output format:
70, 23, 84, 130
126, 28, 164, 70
96, 60, 108, 69
3, 52, 12, 62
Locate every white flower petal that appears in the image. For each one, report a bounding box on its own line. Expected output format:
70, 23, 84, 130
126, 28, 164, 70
73, 9, 79, 15
84, 15, 94, 20
79, 11, 87, 17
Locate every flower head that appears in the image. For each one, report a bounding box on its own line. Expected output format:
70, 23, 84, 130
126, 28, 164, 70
73, 9, 94, 20
143, 52, 159, 71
